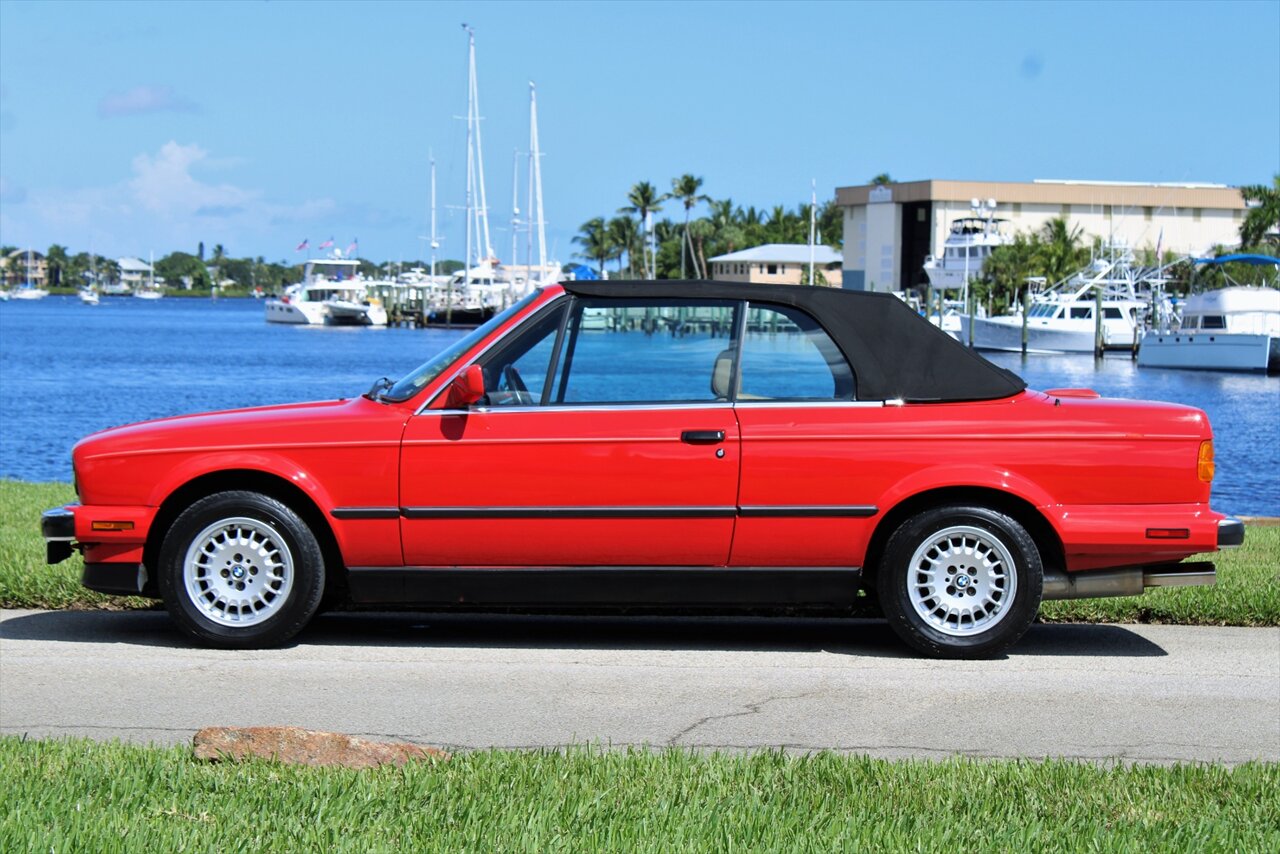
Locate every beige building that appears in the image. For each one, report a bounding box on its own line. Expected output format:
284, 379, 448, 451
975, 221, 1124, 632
836, 179, 1248, 291
709, 243, 844, 286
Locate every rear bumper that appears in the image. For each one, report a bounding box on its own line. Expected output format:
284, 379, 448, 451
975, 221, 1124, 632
1217, 517, 1245, 549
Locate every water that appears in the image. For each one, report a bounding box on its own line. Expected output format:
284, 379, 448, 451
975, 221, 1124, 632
2, 296, 1277, 515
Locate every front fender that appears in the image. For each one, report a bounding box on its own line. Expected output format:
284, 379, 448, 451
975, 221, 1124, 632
147, 451, 338, 515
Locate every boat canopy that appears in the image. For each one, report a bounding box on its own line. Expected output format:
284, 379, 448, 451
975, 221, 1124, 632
561, 280, 1027, 403
1193, 254, 1280, 266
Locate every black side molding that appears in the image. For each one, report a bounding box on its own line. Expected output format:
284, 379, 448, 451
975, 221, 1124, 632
346, 566, 863, 608
330, 507, 400, 520
1217, 517, 1245, 549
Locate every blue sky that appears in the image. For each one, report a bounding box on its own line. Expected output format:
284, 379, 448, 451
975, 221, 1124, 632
1, 0, 1277, 265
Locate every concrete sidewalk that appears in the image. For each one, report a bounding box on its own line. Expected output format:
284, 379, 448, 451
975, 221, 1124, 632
2, 609, 1277, 763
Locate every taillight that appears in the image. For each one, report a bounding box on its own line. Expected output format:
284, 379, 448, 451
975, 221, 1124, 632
1198, 440, 1215, 483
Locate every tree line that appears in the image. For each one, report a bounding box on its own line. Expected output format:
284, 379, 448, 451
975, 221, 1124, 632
572, 174, 843, 279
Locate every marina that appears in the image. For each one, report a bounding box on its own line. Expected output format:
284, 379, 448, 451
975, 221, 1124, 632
2, 295, 1276, 515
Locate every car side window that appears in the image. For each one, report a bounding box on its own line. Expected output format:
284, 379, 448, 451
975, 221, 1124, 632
478, 303, 565, 407
550, 301, 738, 405
737, 304, 855, 401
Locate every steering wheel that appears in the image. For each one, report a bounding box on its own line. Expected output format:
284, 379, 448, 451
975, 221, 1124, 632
498, 364, 535, 405
502, 364, 528, 393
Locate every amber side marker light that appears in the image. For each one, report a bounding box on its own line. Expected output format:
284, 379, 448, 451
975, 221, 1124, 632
91, 521, 134, 532
1198, 440, 1216, 483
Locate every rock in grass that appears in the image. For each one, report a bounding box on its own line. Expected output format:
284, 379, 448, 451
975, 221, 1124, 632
193, 726, 449, 768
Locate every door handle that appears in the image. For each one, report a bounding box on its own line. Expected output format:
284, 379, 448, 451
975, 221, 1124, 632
681, 430, 725, 445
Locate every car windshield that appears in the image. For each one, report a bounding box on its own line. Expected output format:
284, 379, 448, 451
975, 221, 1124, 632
379, 290, 543, 403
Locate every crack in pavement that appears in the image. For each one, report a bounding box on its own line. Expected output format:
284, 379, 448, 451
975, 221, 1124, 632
666, 691, 819, 747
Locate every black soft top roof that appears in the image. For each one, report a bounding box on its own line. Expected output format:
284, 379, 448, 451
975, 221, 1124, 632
561, 280, 1026, 403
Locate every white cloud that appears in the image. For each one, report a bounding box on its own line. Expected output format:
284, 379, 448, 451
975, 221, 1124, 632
99, 85, 197, 118
129, 142, 257, 216
2, 141, 335, 255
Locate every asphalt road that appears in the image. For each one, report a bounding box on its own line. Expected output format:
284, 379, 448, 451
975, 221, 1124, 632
2, 609, 1277, 764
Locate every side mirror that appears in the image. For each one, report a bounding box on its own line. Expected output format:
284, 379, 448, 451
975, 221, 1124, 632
445, 364, 486, 408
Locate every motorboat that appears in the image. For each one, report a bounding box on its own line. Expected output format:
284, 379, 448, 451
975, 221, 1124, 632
923, 211, 1011, 290
960, 249, 1162, 353
265, 256, 387, 326
79, 287, 100, 305
1139, 255, 1280, 373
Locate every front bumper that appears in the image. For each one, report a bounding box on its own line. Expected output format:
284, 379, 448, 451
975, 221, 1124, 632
42, 504, 154, 597
42, 506, 76, 564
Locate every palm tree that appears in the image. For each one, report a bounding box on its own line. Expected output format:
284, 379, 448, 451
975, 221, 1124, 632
687, 218, 716, 279
608, 216, 642, 276
45, 244, 69, 288
670, 174, 709, 278
572, 217, 614, 275
1240, 175, 1280, 249
1037, 217, 1086, 284
619, 181, 664, 278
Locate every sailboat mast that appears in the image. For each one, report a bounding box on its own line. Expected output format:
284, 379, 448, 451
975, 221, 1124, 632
467, 27, 493, 263
463, 25, 475, 290
511, 148, 520, 279
529, 81, 546, 272
429, 152, 438, 281
807, 179, 817, 286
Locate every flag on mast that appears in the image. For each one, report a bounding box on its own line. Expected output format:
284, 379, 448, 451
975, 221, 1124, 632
318, 237, 335, 250
345, 239, 358, 257
295, 238, 309, 252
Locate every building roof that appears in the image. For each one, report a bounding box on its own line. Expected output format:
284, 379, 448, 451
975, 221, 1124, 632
117, 257, 153, 273
835, 179, 1246, 210
709, 243, 842, 264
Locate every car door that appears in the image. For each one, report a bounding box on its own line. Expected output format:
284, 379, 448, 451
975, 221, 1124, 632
728, 301, 883, 567
399, 297, 742, 567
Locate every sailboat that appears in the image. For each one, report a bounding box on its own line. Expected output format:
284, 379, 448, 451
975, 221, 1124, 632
134, 252, 163, 299
434, 27, 558, 326
11, 249, 49, 300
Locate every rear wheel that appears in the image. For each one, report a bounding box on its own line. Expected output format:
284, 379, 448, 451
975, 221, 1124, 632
158, 491, 325, 648
877, 504, 1042, 659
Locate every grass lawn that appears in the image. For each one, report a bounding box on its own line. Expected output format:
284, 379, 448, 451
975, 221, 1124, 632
1, 738, 1276, 851
2, 479, 1277, 625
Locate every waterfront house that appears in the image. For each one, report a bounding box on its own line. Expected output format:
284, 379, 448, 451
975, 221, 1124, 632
709, 244, 844, 286
116, 257, 153, 293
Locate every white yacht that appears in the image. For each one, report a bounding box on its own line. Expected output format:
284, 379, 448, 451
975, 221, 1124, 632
265, 256, 387, 326
959, 250, 1159, 353
923, 211, 1012, 290
78, 286, 100, 305
1139, 260, 1279, 373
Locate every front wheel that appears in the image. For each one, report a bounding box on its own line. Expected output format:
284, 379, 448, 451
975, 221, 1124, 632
877, 505, 1042, 659
158, 491, 325, 649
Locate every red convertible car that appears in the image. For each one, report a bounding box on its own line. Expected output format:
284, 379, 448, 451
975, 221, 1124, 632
42, 281, 1243, 657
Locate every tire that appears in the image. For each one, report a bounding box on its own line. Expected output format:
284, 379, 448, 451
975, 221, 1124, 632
877, 504, 1042, 659
158, 490, 326, 649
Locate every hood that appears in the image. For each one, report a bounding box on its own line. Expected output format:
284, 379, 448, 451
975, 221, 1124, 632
74, 398, 365, 462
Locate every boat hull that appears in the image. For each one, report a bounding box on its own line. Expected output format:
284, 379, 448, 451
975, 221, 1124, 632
324, 300, 388, 327
265, 299, 327, 325
959, 315, 1137, 353
1138, 331, 1279, 373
